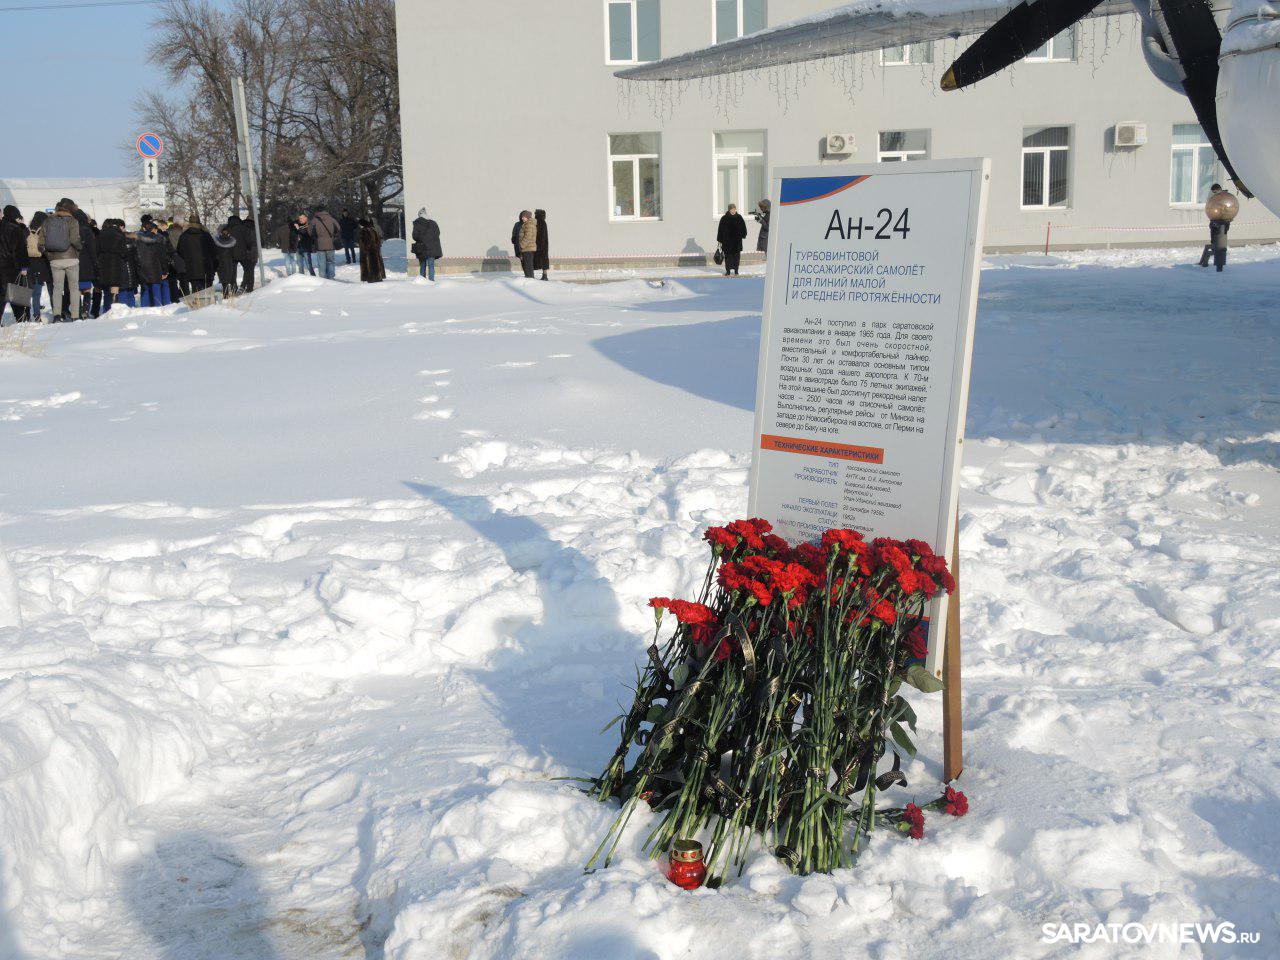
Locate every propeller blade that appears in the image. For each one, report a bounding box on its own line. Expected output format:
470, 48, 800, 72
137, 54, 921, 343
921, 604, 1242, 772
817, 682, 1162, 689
1158, 0, 1252, 196
941, 0, 1106, 90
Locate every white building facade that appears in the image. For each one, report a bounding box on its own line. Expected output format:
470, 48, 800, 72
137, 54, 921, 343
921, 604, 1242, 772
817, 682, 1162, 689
396, 0, 1280, 269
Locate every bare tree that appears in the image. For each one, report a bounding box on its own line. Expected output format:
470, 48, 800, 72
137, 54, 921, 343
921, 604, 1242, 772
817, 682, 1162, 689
136, 0, 401, 230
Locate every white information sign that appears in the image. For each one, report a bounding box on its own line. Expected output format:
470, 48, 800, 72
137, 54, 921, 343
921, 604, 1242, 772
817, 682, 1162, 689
749, 159, 990, 672
138, 183, 167, 211
141, 158, 160, 185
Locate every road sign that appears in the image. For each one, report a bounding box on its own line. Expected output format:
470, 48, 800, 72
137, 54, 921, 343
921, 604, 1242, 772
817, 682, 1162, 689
137, 133, 164, 159
142, 158, 160, 185
138, 183, 167, 211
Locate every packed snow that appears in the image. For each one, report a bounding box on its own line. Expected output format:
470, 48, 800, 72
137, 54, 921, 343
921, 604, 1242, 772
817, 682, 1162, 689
1, 246, 1278, 958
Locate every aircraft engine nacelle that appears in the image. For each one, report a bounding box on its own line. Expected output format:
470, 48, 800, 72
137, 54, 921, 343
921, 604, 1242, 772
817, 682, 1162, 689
1218, 0, 1280, 215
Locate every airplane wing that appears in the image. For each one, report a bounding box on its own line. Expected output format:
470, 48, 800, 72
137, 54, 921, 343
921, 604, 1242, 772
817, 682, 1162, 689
615, 0, 1133, 81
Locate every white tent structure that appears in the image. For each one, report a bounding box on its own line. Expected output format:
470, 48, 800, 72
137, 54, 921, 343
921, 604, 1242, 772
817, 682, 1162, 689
0, 177, 139, 226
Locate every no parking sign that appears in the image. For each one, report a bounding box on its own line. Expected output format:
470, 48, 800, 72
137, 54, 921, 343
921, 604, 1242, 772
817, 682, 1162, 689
136, 133, 164, 160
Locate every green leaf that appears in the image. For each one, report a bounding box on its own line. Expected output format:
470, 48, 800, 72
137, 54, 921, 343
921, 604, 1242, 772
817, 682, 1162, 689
645, 704, 666, 723
671, 663, 690, 689
890, 721, 918, 757
904, 665, 944, 694
599, 714, 624, 734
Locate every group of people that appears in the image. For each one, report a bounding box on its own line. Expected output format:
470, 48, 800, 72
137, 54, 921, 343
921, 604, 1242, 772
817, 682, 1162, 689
271, 206, 384, 282
511, 209, 550, 280
0, 198, 262, 322
716, 199, 770, 277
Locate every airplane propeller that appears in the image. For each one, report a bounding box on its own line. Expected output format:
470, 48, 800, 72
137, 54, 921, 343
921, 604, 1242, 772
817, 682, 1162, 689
942, 0, 1251, 196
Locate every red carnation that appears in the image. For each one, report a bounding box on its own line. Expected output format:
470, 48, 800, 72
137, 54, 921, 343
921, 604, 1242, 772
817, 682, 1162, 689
821, 528, 864, 553
727, 519, 768, 552
872, 600, 897, 626
704, 527, 739, 552
904, 803, 925, 839
944, 786, 968, 817
907, 624, 928, 661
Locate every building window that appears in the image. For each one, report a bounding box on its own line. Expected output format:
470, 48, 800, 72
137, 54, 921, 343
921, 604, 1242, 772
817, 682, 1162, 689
713, 131, 766, 215
1021, 126, 1070, 208
714, 0, 766, 43
606, 0, 660, 64
878, 130, 930, 162
1170, 123, 1220, 205
1024, 28, 1075, 62
609, 133, 662, 220
880, 42, 933, 65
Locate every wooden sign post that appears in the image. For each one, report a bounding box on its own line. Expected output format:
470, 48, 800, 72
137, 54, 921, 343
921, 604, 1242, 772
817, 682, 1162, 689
943, 515, 963, 783
747, 160, 989, 785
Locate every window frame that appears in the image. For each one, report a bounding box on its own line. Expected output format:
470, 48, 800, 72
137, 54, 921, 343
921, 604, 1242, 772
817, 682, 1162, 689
604, 0, 658, 66
712, 0, 765, 44
879, 42, 933, 66
877, 129, 930, 162
1023, 27, 1076, 63
608, 133, 663, 222
1169, 123, 1219, 207
1020, 126, 1072, 210
712, 130, 767, 218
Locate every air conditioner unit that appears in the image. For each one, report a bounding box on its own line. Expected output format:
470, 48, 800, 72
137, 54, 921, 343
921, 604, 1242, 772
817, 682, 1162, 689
824, 133, 855, 156
1114, 122, 1148, 147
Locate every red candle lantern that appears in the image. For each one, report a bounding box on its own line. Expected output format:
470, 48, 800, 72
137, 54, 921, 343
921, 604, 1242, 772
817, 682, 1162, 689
667, 839, 706, 890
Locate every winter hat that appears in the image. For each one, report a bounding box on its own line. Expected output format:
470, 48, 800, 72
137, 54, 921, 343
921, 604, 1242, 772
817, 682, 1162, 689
2, 205, 19, 221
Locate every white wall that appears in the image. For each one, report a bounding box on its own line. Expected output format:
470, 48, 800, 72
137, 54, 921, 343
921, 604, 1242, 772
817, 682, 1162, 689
397, 0, 1280, 263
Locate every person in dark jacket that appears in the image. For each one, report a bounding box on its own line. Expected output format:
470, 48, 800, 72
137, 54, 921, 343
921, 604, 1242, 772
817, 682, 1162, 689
510, 215, 523, 259
1198, 183, 1234, 272
165, 219, 184, 303
272, 220, 298, 275
0, 205, 30, 322
234, 215, 259, 291
95, 219, 128, 313
176, 216, 215, 296
534, 209, 550, 281
517, 211, 536, 278
411, 208, 443, 281
296, 215, 316, 275
71, 208, 100, 317
24, 211, 52, 320
717, 203, 748, 277
753, 199, 771, 256
135, 222, 174, 306
339, 209, 358, 265
117, 225, 139, 307
213, 225, 238, 296
357, 219, 386, 283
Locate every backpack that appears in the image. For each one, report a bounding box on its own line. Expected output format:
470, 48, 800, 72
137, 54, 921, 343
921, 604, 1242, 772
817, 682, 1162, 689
43, 216, 73, 253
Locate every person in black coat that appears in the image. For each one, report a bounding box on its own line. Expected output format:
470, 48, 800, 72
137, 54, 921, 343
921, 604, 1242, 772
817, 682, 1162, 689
411, 208, 443, 281
233, 215, 259, 291
339, 209, 358, 265
213, 225, 238, 296
71, 207, 100, 316
96, 220, 129, 313
534, 209, 550, 281
717, 203, 748, 276
24, 211, 52, 320
357, 219, 386, 283
176, 216, 216, 296
753, 199, 771, 256
135, 223, 174, 306
510, 215, 523, 259
0, 205, 30, 322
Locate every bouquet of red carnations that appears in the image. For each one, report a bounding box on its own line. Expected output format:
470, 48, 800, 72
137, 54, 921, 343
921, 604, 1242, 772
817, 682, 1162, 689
588, 518, 957, 882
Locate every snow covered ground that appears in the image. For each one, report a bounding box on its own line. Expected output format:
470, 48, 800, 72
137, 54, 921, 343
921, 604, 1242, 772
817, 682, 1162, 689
1, 246, 1278, 959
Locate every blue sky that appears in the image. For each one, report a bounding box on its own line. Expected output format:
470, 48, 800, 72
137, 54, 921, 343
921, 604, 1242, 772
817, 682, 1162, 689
4, 0, 179, 178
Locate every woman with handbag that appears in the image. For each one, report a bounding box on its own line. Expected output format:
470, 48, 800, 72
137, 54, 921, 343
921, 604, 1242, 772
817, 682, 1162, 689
716, 203, 748, 277
1, 205, 31, 322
